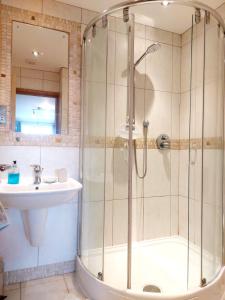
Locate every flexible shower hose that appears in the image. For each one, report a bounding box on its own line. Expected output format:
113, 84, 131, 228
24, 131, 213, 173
134, 121, 149, 179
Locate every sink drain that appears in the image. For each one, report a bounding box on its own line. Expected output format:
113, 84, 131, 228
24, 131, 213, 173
143, 284, 161, 293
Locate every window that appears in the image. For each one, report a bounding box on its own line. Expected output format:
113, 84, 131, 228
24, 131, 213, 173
15, 89, 59, 135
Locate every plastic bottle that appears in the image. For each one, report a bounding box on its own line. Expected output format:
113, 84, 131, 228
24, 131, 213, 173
8, 161, 20, 184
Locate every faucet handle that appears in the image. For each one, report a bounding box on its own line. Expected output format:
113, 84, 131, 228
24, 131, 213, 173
0, 164, 11, 172
30, 164, 43, 173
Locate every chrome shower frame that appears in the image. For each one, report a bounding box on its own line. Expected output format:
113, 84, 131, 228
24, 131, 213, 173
79, 0, 225, 291
82, 0, 225, 40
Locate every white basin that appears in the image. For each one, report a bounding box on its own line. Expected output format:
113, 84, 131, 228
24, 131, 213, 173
0, 178, 82, 246
0, 178, 82, 209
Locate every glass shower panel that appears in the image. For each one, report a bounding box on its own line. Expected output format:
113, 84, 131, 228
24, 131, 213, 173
202, 15, 224, 284
187, 16, 204, 290
103, 13, 131, 290
81, 22, 108, 278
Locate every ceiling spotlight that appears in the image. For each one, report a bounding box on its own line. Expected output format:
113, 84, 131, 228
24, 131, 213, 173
32, 50, 40, 57
161, 1, 170, 7
32, 50, 43, 57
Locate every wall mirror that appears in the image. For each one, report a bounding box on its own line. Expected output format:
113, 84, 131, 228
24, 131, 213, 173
11, 21, 69, 135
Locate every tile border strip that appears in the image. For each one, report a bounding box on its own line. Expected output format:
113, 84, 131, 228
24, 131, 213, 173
3, 260, 75, 285
83, 136, 223, 150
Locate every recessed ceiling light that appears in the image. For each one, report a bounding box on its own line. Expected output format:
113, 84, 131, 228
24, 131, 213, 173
161, 1, 170, 7
32, 50, 40, 57
32, 50, 43, 57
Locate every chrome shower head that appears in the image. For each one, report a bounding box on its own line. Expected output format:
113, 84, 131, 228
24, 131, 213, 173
146, 42, 161, 54
134, 42, 161, 67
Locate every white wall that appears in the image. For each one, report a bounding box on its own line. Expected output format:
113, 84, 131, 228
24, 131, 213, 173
0, 146, 79, 272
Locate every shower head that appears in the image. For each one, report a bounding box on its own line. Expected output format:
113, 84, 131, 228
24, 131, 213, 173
134, 42, 161, 67
146, 42, 161, 54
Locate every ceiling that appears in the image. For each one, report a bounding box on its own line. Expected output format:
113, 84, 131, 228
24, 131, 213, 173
12, 22, 68, 72
57, 0, 225, 13
57, 0, 225, 33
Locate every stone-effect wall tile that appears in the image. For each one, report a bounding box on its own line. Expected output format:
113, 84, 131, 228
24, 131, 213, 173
1, 0, 42, 13
43, 0, 81, 23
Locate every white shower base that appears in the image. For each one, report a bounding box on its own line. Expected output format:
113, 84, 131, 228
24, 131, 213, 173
77, 236, 225, 300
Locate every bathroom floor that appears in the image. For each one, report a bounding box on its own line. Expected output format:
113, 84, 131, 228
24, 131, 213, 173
3, 273, 87, 300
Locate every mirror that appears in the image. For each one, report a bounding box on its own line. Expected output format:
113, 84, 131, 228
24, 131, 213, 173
11, 21, 69, 135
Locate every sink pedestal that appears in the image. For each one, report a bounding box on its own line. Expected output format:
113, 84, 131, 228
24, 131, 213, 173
0, 178, 82, 246
21, 209, 48, 247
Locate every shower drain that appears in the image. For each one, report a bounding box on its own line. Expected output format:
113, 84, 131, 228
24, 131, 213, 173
143, 284, 161, 293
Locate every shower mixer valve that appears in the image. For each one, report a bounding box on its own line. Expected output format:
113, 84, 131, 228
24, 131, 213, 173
156, 134, 170, 150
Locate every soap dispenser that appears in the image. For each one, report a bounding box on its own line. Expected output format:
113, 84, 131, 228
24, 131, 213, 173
8, 161, 20, 184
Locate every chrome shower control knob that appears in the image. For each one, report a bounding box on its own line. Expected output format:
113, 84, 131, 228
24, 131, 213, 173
156, 134, 170, 150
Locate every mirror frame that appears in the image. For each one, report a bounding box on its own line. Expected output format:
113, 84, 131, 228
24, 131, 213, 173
0, 4, 81, 147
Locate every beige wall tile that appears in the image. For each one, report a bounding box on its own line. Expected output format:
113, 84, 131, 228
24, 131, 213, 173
146, 26, 172, 45
132, 149, 144, 199
178, 150, 188, 198
145, 90, 172, 139
115, 17, 128, 34
43, 0, 81, 22
181, 42, 191, 92
113, 148, 128, 200
115, 32, 128, 86
113, 199, 128, 245
43, 80, 59, 92
107, 30, 116, 84
171, 196, 178, 235
135, 23, 146, 39
171, 150, 179, 196
145, 42, 173, 92
144, 196, 171, 239
106, 84, 115, 138
172, 46, 181, 93
43, 71, 60, 81
144, 149, 171, 197
132, 198, 144, 241
81, 9, 98, 25
114, 85, 127, 136
179, 92, 190, 140
104, 201, 113, 246
2, 0, 42, 13
20, 77, 42, 90
105, 148, 114, 201
172, 33, 181, 47
171, 93, 180, 139
134, 37, 146, 89
134, 88, 144, 132
21, 68, 43, 80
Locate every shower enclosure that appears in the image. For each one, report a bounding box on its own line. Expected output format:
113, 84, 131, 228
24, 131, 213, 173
79, 0, 225, 298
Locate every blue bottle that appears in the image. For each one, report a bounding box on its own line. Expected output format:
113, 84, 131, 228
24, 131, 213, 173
8, 161, 20, 184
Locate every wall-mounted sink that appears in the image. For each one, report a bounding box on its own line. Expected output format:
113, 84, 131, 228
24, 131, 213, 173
0, 178, 82, 246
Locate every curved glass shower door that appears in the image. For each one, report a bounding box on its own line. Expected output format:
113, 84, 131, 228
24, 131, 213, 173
80, 1, 225, 296
80, 21, 108, 277
80, 15, 133, 288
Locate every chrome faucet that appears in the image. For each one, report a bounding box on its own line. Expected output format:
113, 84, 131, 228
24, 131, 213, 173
0, 164, 11, 172
30, 165, 43, 185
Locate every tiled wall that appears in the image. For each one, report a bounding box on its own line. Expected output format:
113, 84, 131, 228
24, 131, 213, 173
0, 146, 79, 276
178, 11, 224, 267
82, 17, 182, 253
0, 0, 97, 282
13, 67, 60, 93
